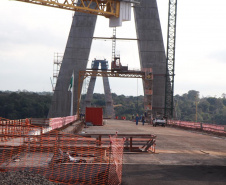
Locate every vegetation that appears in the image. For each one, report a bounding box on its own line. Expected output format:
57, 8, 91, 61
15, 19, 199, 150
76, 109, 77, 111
0, 90, 226, 125
81, 93, 144, 120
175, 90, 226, 125
0, 91, 52, 119
84, 91, 226, 124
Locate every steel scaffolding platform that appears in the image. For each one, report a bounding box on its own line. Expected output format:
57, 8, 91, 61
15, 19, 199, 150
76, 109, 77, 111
78, 67, 153, 121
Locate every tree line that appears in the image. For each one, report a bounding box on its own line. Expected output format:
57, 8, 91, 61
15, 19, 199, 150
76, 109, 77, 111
0, 90, 226, 125
175, 90, 226, 125
81, 93, 145, 120
0, 91, 52, 119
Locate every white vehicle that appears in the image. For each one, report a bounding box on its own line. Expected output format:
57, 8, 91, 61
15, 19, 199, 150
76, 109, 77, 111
153, 118, 166, 127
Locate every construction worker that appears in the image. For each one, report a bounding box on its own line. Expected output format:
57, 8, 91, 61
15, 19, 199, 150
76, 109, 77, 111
135, 114, 139, 125
132, 114, 134, 121
142, 115, 145, 125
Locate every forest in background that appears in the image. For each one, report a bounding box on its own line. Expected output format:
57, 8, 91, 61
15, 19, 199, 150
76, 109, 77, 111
174, 90, 226, 125
0, 90, 52, 119
0, 90, 226, 125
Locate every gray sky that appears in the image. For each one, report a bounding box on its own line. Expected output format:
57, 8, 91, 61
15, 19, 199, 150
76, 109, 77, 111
0, 0, 226, 97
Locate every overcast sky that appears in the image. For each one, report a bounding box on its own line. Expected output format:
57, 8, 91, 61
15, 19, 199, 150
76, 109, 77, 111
0, 0, 226, 98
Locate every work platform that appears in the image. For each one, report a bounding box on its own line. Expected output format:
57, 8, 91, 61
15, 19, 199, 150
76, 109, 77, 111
82, 119, 226, 185
78, 69, 153, 121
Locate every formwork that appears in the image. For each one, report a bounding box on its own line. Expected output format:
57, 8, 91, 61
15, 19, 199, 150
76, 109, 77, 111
0, 120, 125, 184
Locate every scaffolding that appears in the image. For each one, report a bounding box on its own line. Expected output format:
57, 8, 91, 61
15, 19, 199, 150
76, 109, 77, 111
52, 53, 63, 91
78, 68, 153, 122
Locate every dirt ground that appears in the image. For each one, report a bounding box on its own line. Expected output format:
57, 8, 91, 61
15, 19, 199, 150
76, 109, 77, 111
82, 120, 226, 185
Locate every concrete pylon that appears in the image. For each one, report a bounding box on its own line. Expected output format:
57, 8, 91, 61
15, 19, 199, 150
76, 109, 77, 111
48, 12, 97, 118
134, 0, 166, 116
83, 76, 96, 108
82, 60, 115, 118
49, 0, 166, 118
102, 76, 115, 118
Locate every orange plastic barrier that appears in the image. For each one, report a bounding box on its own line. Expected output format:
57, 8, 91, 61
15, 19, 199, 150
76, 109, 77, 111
0, 119, 41, 142
0, 117, 10, 121
0, 131, 124, 184
0, 116, 124, 184
109, 134, 126, 185
0, 130, 125, 184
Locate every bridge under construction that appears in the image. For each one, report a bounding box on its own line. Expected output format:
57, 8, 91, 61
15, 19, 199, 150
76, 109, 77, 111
0, 117, 226, 184
47, 0, 167, 120
2, 0, 226, 184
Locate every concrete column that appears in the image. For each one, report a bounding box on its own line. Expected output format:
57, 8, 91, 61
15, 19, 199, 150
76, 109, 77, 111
102, 76, 115, 118
134, 0, 166, 116
48, 12, 97, 118
84, 76, 97, 108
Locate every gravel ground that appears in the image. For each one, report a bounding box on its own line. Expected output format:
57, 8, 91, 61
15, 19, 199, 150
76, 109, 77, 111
0, 170, 61, 185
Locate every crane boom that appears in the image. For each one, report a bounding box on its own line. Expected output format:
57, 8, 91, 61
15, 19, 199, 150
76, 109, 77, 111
14, 0, 120, 18
164, 0, 178, 118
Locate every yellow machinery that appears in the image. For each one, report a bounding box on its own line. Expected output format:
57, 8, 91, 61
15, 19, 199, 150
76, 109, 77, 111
14, 0, 120, 18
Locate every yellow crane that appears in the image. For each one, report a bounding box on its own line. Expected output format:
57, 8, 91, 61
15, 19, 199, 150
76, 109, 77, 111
14, 0, 120, 18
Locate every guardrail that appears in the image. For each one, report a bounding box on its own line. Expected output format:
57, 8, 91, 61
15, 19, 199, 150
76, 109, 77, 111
0, 115, 78, 141
168, 120, 226, 135
0, 119, 40, 142
79, 133, 156, 153
49, 115, 78, 130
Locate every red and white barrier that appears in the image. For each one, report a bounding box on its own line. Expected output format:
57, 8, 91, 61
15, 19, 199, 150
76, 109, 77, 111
49, 115, 78, 130
168, 120, 226, 135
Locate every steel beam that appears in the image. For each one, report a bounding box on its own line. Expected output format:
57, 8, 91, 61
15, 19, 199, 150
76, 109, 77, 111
77, 70, 151, 115
14, 0, 120, 18
79, 70, 145, 80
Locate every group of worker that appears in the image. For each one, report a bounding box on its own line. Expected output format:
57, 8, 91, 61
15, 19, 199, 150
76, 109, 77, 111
132, 113, 146, 125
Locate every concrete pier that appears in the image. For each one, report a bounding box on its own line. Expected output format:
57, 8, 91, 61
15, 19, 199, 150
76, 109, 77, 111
48, 12, 97, 118
134, 0, 166, 116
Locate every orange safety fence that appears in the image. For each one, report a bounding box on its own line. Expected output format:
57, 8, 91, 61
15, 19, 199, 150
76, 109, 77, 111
0, 129, 125, 184
0, 115, 80, 141
109, 134, 126, 185
168, 120, 226, 135
0, 115, 78, 137
0, 117, 10, 121
0, 119, 41, 142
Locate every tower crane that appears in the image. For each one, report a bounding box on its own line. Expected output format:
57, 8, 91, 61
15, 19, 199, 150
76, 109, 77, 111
13, 0, 138, 18
14, 0, 136, 27
165, 0, 178, 119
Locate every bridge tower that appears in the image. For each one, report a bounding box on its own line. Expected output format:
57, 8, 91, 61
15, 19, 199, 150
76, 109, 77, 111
48, 0, 166, 118
82, 59, 115, 118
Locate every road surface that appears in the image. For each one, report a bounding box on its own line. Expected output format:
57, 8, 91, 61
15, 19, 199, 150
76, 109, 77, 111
82, 119, 226, 185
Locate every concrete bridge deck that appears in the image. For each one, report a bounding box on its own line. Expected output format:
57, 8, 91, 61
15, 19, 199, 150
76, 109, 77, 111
82, 119, 226, 185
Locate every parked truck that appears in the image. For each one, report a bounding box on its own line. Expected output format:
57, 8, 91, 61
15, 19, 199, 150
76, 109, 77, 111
152, 118, 166, 127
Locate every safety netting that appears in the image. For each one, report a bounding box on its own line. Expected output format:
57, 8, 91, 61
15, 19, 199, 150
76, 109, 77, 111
108, 135, 125, 185
0, 120, 125, 184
